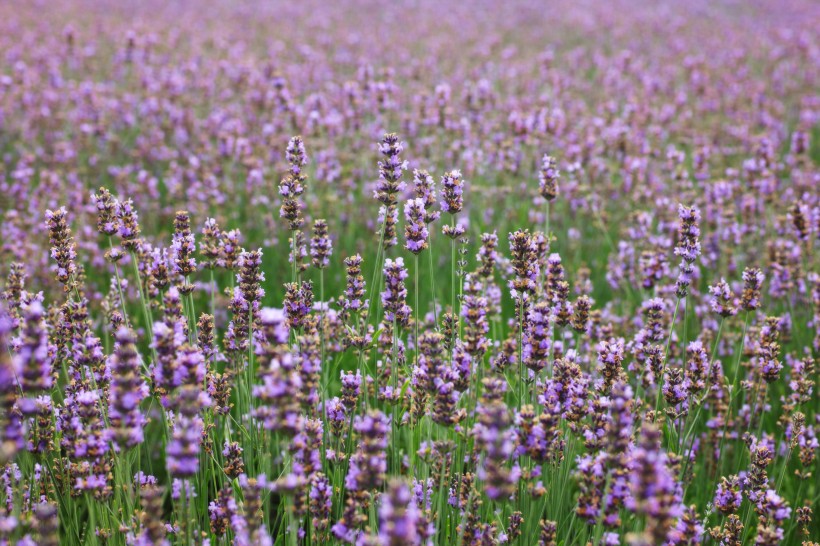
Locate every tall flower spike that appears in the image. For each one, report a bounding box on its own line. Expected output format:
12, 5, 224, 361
462, 275, 489, 357
340, 255, 368, 335
477, 232, 499, 280
239, 249, 265, 331
404, 198, 429, 254
708, 279, 738, 318
200, 218, 221, 270
673, 204, 701, 299
108, 327, 148, 449
0, 308, 23, 462
284, 280, 314, 330
375, 133, 407, 207
740, 267, 764, 311
346, 410, 390, 492
115, 198, 142, 252
378, 204, 400, 249
219, 228, 242, 271
1, 263, 26, 324
509, 230, 538, 307
539, 154, 560, 201
440, 169, 465, 215
375, 133, 407, 250
382, 258, 411, 326
91, 188, 119, 236
310, 473, 332, 541
523, 301, 551, 373
171, 210, 197, 293
280, 136, 309, 230
378, 480, 420, 546
413, 169, 440, 224
16, 300, 53, 418
45, 207, 78, 292
473, 378, 518, 500
627, 423, 682, 545
310, 219, 332, 269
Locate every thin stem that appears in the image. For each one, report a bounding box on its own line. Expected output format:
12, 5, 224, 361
428, 229, 438, 326
654, 297, 681, 416
108, 237, 131, 329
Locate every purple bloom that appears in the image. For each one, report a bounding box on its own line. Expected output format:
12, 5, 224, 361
108, 327, 148, 449
539, 154, 560, 201
713, 476, 742, 515
346, 410, 390, 492
310, 219, 333, 269
674, 204, 701, 298
708, 278, 738, 317
412, 169, 440, 224
378, 481, 420, 546
381, 258, 411, 326
440, 169, 464, 214
404, 198, 429, 254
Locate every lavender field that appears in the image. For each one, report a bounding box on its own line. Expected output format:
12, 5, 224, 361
0, 0, 818, 544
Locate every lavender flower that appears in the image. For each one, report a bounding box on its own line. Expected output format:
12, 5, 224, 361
0, 309, 22, 462
378, 481, 420, 546
524, 302, 551, 373
382, 258, 411, 326
44, 207, 78, 291
538, 154, 560, 201
714, 475, 742, 515
473, 378, 518, 500
91, 188, 119, 236
404, 198, 429, 254
412, 169, 440, 224
280, 135, 309, 230
462, 275, 489, 357
674, 204, 701, 298
375, 134, 407, 250
375, 134, 407, 207
346, 410, 390, 492
239, 249, 265, 329
310, 473, 332, 541
627, 423, 682, 544
709, 279, 738, 317
108, 327, 148, 449
509, 230, 538, 307
440, 169, 465, 214
310, 219, 333, 269
15, 301, 53, 409
200, 217, 222, 270
115, 198, 142, 252
741, 267, 765, 311
477, 232, 499, 280
284, 280, 314, 330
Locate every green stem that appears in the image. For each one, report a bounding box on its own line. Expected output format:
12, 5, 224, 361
654, 297, 681, 417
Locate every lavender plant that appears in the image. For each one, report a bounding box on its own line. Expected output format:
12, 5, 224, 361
0, 1, 818, 544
